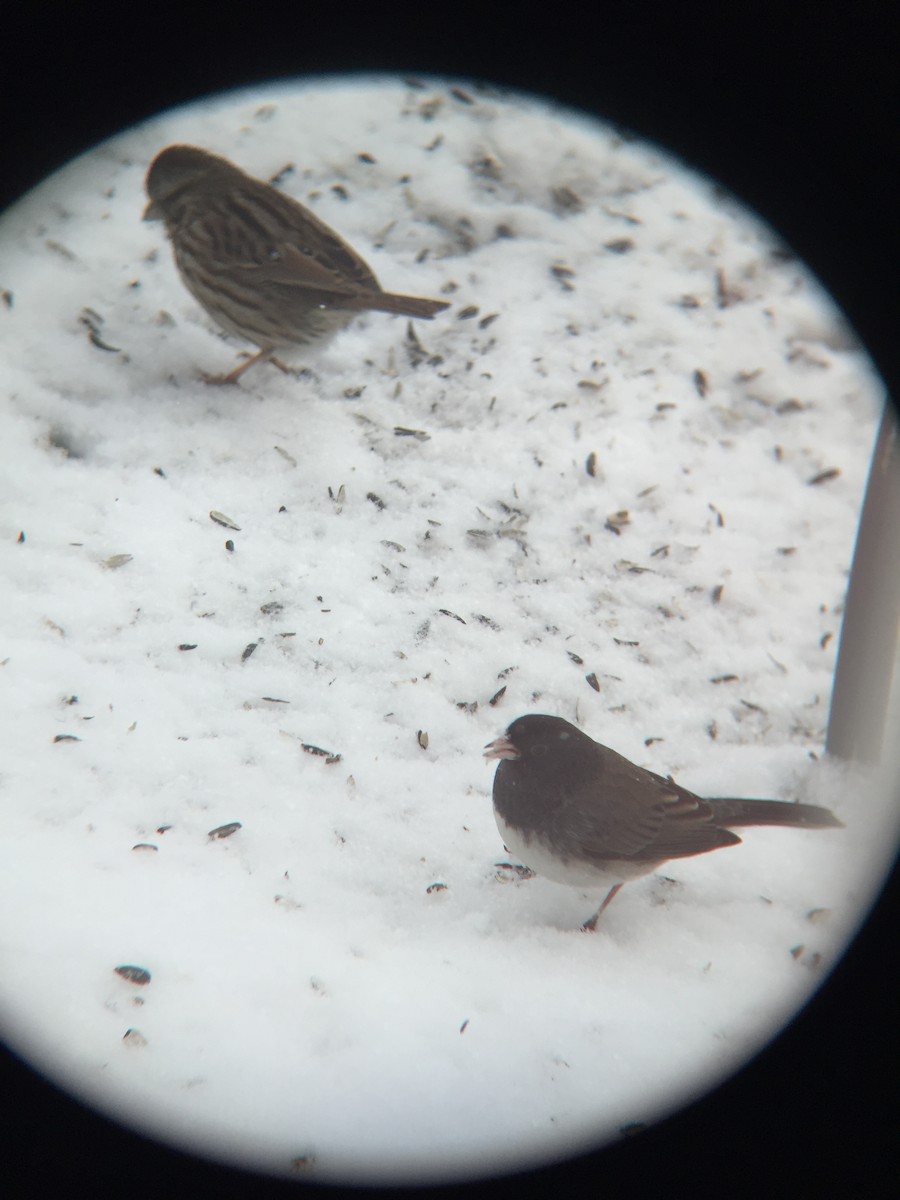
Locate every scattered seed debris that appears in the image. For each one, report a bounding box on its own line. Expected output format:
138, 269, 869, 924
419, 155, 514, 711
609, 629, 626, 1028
711, 584, 724, 604
567, 651, 584, 665
605, 510, 631, 535
417, 729, 429, 750
550, 263, 576, 290
494, 862, 536, 881
693, 369, 709, 397
473, 613, 501, 630
115, 965, 151, 986
208, 822, 241, 840
366, 492, 386, 510
210, 511, 241, 530
552, 186, 583, 212
404, 320, 430, 366
439, 609, 466, 624
807, 467, 841, 486
427, 882, 448, 894
241, 642, 259, 662
178, 643, 197, 651
489, 686, 507, 707
260, 601, 284, 615
710, 674, 738, 684
585, 672, 600, 692
820, 632, 833, 650
79, 307, 120, 352
53, 734, 80, 743
471, 154, 502, 180
264, 156, 294, 183
273, 445, 297, 466
131, 843, 158, 853
102, 553, 132, 569
459, 1018, 470, 1034
586, 451, 598, 477
122, 1028, 148, 1047
604, 237, 635, 254
715, 268, 742, 308
45, 239, 77, 261
394, 426, 430, 440
806, 908, 832, 924
302, 743, 342, 764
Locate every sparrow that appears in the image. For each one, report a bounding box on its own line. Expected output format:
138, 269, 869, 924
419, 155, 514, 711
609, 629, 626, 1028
143, 144, 449, 383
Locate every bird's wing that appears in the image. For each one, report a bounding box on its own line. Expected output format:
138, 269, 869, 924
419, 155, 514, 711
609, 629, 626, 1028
219, 240, 368, 297
562, 751, 740, 863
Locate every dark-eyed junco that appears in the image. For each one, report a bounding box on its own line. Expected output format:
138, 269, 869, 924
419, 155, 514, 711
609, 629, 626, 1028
483, 714, 843, 929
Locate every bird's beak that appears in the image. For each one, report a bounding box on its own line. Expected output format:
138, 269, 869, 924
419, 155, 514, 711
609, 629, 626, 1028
142, 199, 162, 222
483, 735, 519, 762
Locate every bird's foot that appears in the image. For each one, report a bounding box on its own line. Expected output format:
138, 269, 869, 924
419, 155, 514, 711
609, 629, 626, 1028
581, 883, 624, 931
202, 349, 273, 386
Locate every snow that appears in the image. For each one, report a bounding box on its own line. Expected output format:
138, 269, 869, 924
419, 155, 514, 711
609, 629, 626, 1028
0, 75, 894, 1186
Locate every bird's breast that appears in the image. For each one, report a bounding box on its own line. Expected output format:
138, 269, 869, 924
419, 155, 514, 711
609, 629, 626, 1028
493, 810, 656, 889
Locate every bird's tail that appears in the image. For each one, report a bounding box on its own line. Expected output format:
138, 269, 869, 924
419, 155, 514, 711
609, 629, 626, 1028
362, 291, 451, 318
708, 798, 843, 830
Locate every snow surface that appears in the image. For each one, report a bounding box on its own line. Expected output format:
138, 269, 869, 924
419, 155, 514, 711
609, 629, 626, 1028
0, 76, 895, 1186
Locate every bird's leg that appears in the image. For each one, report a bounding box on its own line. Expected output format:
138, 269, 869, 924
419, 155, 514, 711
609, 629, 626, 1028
581, 884, 624, 932
269, 356, 312, 379
202, 348, 273, 386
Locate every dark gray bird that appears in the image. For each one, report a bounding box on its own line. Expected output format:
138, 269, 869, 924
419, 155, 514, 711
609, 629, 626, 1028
484, 714, 843, 929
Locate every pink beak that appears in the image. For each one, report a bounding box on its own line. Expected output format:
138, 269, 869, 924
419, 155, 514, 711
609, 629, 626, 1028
483, 734, 520, 761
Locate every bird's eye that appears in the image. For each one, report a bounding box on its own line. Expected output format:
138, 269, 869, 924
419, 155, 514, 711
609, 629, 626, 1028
531, 744, 548, 758
266, 248, 280, 260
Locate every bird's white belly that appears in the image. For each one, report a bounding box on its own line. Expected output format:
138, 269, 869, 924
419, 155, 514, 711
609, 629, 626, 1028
494, 813, 655, 890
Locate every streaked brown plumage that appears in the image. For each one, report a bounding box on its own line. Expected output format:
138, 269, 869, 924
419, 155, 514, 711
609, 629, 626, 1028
143, 144, 450, 384
484, 715, 843, 929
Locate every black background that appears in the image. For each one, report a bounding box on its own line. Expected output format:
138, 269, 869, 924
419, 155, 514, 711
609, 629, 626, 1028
3, 3, 898, 1198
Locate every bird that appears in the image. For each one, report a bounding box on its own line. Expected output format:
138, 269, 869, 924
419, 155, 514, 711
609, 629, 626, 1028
483, 714, 843, 930
143, 144, 450, 384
